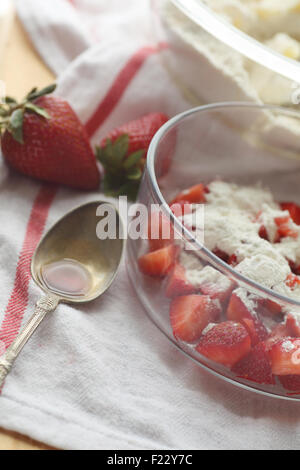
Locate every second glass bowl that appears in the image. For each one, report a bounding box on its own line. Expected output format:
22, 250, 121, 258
152, 0, 300, 107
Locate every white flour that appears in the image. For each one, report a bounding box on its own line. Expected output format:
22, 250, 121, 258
185, 264, 232, 292
180, 181, 300, 301
202, 323, 218, 335
281, 339, 296, 352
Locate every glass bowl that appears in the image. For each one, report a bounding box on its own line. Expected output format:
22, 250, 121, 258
127, 102, 300, 400
152, 0, 300, 107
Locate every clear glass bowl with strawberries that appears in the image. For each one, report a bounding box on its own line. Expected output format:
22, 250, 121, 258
127, 103, 300, 400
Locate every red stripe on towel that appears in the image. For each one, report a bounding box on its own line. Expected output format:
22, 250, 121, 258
0, 186, 57, 348
85, 45, 158, 138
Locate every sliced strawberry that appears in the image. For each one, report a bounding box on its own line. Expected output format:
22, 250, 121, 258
255, 298, 282, 320
266, 323, 292, 351
262, 299, 282, 316
232, 342, 275, 385
179, 265, 235, 305
241, 318, 268, 346
170, 184, 206, 205
255, 209, 298, 242
170, 201, 193, 218
227, 290, 253, 322
197, 270, 235, 305
148, 209, 174, 252
254, 212, 269, 241
200, 282, 234, 305
286, 273, 300, 289
227, 290, 268, 345
165, 263, 196, 298
256, 211, 299, 242
170, 295, 221, 343
258, 225, 269, 241
228, 254, 238, 266
241, 318, 257, 340
196, 321, 251, 368
269, 338, 300, 375
213, 249, 229, 263
138, 245, 178, 278
280, 202, 300, 226
276, 215, 291, 225
251, 324, 269, 347
285, 313, 300, 337
275, 215, 298, 240
277, 224, 298, 240
278, 375, 300, 393
288, 260, 300, 276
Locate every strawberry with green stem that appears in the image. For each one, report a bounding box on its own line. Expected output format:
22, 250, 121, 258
96, 112, 170, 200
0, 84, 101, 191
96, 134, 145, 201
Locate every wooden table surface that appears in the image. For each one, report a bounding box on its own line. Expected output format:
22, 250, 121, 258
0, 8, 56, 451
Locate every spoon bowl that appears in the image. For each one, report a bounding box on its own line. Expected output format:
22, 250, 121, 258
0, 200, 125, 386
32, 201, 124, 303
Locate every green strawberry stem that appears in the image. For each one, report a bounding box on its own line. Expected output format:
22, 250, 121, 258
0, 84, 57, 144
96, 134, 145, 201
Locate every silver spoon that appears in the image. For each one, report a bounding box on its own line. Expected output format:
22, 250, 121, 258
0, 200, 124, 387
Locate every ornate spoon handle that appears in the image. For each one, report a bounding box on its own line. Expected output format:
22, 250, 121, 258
0, 294, 59, 388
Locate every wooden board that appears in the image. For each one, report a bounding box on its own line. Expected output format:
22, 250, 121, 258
1, 12, 55, 97
0, 10, 56, 451
0, 428, 54, 450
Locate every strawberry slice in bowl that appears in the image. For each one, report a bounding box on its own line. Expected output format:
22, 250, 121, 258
170, 295, 221, 343
147, 209, 174, 252
285, 313, 300, 337
280, 202, 300, 226
275, 215, 299, 240
260, 299, 282, 317
227, 289, 268, 346
269, 338, 300, 376
196, 321, 251, 368
187, 266, 235, 305
232, 342, 275, 385
138, 245, 179, 278
267, 323, 291, 345
165, 263, 197, 298
278, 375, 300, 394
170, 184, 207, 205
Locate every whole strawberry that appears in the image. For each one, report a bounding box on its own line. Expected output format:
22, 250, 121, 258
0, 85, 101, 190
96, 112, 171, 200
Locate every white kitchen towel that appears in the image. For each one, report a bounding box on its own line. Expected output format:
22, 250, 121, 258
0, 0, 299, 451
15, 0, 155, 75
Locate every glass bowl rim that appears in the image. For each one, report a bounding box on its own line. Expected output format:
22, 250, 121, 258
169, 0, 300, 83
146, 101, 300, 309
